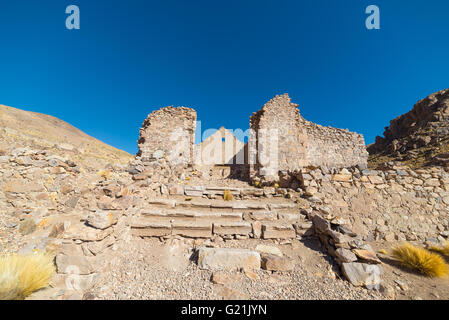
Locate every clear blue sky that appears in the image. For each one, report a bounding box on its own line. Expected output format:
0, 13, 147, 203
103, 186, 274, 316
1, 0, 448, 154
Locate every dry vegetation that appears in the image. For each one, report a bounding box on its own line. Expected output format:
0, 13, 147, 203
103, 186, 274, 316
391, 243, 449, 278
223, 189, 234, 201
0, 253, 55, 300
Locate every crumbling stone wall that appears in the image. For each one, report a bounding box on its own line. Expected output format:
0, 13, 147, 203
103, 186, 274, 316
249, 94, 307, 179
250, 94, 368, 180
304, 122, 368, 169
138, 106, 197, 165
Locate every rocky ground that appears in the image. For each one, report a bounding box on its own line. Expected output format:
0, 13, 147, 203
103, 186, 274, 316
31, 236, 448, 301
65, 237, 385, 300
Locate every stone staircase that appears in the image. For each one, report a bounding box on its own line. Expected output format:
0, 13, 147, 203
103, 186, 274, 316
129, 190, 312, 240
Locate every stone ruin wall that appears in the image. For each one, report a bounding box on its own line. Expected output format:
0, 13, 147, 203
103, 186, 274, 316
250, 94, 368, 180
137, 106, 197, 164
250, 94, 307, 178
303, 121, 368, 169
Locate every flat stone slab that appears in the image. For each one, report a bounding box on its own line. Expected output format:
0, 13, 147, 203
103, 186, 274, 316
248, 211, 277, 221
255, 244, 283, 257
277, 212, 301, 222
267, 203, 297, 210
130, 218, 171, 229
262, 223, 296, 239
184, 186, 205, 197
148, 199, 176, 208
197, 247, 261, 271
141, 210, 242, 222
130, 220, 171, 237
55, 254, 96, 275
177, 201, 211, 209
172, 221, 212, 238
213, 222, 252, 236
261, 254, 294, 272
232, 203, 268, 211
341, 262, 383, 289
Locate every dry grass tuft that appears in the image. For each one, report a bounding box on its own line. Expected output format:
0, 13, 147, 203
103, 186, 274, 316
428, 241, 449, 257
391, 242, 449, 278
0, 252, 55, 300
97, 170, 112, 180
223, 189, 234, 201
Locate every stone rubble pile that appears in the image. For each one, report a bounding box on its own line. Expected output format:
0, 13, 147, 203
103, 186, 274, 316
309, 211, 383, 289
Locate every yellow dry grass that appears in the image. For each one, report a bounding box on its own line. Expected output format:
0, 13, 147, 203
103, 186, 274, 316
0, 252, 55, 300
97, 170, 112, 180
429, 241, 449, 257
223, 189, 234, 201
391, 242, 449, 278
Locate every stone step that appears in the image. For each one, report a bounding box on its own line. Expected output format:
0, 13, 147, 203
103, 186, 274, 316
262, 222, 296, 239
140, 209, 243, 223
213, 222, 252, 236
182, 185, 266, 197
130, 216, 301, 240
145, 198, 277, 212
140, 206, 302, 223
172, 221, 212, 238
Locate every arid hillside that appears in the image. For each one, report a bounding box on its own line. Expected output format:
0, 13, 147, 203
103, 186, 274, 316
0, 104, 133, 171
368, 88, 449, 169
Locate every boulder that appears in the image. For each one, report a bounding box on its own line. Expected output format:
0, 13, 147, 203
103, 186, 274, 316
86, 210, 118, 230
341, 262, 383, 289
261, 254, 294, 272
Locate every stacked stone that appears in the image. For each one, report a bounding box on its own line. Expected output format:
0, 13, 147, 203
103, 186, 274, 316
249, 94, 368, 181
310, 211, 383, 290
137, 106, 197, 164
129, 199, 311, 241
272, 164, 449, 244
53, 201, 131, 297
303, 121, 368, 169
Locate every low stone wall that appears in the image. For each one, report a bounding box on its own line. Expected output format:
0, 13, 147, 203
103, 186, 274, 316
296, 165, 449, 244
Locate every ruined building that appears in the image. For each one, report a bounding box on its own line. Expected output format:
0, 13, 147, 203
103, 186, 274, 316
249, 94, 368, 180
137, 94, 368, 180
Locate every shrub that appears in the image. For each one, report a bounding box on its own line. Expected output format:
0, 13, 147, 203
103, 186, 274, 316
428, 241, 449, 257
223, 189, 234, 201
391, 242, 449, 278
97, 170, 112, 180
0, 252, 55, 300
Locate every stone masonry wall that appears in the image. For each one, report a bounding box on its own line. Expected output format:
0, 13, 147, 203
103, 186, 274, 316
250, 94, 306, 179
250, 94, 368, 181
304, 122, 368, 169
138, 107, 197, 165
298, 165, 449, 244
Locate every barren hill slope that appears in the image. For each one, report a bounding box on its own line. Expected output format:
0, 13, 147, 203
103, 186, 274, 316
0, 104, 132, 170
368, 88, 449, 169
